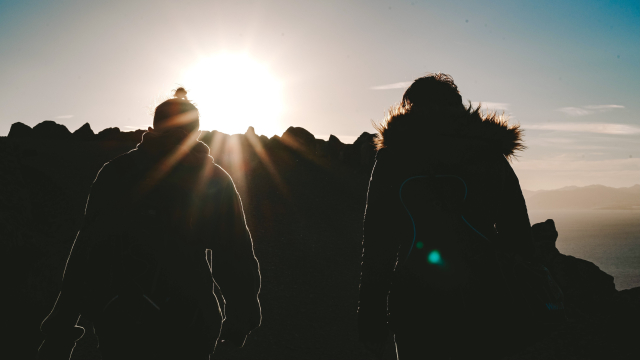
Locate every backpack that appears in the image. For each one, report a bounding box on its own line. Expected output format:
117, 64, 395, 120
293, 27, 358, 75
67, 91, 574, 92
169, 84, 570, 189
82, 152, 222, 352
396, 171, 567, 325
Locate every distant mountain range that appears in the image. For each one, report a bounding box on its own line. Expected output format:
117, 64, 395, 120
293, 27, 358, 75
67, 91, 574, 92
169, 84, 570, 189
523, 185, 640, 210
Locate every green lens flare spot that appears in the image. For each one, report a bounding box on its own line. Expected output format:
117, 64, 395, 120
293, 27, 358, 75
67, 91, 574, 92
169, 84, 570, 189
416, 241, 424, 249
427, 250, 441, 264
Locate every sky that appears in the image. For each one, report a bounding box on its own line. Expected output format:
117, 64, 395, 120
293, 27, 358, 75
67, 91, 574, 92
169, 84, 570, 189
0, 0, 638, 190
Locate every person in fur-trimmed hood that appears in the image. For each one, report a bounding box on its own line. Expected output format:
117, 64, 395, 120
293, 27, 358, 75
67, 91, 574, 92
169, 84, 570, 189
39, 88, 261, 360
358, 74, 535, 359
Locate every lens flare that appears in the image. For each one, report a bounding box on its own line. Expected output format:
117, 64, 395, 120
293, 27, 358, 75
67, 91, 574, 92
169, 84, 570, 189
427, 250, 442, 264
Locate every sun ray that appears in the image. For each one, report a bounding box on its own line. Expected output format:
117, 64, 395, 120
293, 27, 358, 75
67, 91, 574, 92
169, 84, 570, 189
245, 132, 289, 197
141, 130, 201, 192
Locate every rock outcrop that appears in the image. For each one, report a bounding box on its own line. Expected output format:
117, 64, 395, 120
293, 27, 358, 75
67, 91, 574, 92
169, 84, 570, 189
32, 120, 72, 140
532, 219, 619, 316
72, 123, 95, 141
7, 121, 379, 173
341, 132, 376, 169
281, 126, 317, 155
1, 120, 639, 360
8, 122, 33, 139
95, 127, 122, 141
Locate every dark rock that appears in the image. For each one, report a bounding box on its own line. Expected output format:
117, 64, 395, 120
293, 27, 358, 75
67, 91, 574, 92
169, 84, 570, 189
328, 135, 346, 152
532, 219, 618, 316
316, 135, 346, 159
122, 129, 145, 143
32, 121, 72, 140
342, 132, 376, 169
281, 126, 316, 154
359, 134, 377, 170
615, 286, 640, 315
200, 130, 231, 163
8, 122, 33, 139
315, 139, 329, 157
95, 127, 121, 141
72, 123, 95, 141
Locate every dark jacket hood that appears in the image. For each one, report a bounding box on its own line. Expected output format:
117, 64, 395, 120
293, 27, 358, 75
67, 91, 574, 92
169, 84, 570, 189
375, 105, 525, 161
136, 128, 213, 165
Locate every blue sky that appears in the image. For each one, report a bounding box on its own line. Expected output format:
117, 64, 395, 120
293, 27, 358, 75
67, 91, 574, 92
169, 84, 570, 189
0, 0, 638, 190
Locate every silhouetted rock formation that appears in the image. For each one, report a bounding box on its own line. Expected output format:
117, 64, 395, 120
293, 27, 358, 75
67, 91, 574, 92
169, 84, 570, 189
341, 132, 376, 168
281, 126, 317, 155
2, 120, 638, 359
327, 135, 346, 159
92, 126, 145, 143
8, 122, 33, 139
32, 121, 72, 140
5, 121, 380, 173
72, 123, 95, 141
95, 127, 122, 141
533, 220, 618, 317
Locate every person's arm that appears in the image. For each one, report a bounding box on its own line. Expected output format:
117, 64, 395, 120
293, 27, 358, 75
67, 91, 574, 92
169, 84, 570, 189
206, 168, 261, 346
39, 162, 114, 360
494, 156, 535, 261
358, 151, 404, 353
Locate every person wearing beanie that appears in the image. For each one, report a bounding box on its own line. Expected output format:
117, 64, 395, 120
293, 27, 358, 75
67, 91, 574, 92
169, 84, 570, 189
39, 88, 261, 360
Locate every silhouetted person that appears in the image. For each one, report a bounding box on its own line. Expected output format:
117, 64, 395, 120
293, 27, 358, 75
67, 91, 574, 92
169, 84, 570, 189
358, 74, 534, 359
39, 88, 261, 360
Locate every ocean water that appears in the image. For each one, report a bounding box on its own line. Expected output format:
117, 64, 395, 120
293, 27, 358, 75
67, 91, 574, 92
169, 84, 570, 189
529, 210, 640, 290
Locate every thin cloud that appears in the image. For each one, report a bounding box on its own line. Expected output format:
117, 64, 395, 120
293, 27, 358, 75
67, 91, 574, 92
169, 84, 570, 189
471, 102, 509, 111
584, 105, 625, 110
557, 104, 624, 116
525, 123, 640, 135
371, 81, 413, 90
526, 137, 608, 150
55, 115, 74, 119
558, 107, 592, 116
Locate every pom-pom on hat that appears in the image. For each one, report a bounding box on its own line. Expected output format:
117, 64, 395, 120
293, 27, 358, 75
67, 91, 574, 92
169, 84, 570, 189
153, 87, 199, 132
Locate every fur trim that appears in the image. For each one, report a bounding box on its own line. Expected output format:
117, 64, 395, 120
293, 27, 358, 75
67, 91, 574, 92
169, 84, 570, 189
374, 104, 525, 161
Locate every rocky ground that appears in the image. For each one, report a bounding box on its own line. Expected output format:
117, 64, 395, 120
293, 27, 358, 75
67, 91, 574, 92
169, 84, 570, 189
1, 121, 639, 359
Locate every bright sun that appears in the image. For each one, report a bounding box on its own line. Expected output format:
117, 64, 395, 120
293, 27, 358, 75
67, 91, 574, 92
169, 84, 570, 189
181, 53, 284, 137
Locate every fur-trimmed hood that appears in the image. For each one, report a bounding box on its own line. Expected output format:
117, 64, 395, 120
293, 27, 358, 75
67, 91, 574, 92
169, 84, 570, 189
374, 105, 525, 161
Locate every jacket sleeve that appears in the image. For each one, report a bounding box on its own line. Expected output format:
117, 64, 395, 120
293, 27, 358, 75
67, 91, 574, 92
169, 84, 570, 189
206, 170, 261, 334
358, 151, 404, 344
494, 156, 535, 261
39, 163, 113, 360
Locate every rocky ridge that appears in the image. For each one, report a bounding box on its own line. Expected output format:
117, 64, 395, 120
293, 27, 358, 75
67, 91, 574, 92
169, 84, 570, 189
1, 120, 639, 360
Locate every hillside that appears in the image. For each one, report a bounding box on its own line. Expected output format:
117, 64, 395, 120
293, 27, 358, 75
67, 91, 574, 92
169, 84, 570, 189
1, 120, 639, 360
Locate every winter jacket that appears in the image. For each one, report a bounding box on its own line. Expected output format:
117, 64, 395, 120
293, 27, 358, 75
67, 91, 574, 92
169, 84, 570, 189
39, 129, 261, 360
358, 106, 534, 347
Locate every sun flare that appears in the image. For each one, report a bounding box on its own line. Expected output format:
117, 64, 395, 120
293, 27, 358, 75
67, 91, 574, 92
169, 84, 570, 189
181, 53, 284, 137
